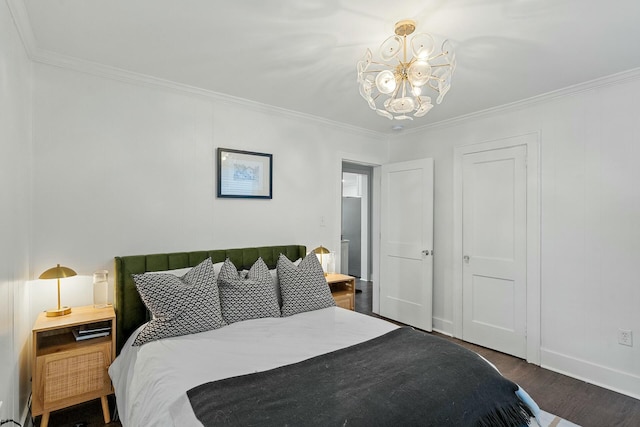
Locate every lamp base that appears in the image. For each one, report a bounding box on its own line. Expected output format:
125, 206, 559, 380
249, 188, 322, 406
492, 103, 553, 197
46, 306, 72, 317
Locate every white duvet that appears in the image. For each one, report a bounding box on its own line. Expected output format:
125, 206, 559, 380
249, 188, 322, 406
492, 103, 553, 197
109, 307, 398, 427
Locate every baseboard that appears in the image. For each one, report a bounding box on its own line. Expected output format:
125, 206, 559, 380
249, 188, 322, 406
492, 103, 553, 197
21, 404, 32, 427
432, 317, 453, 336
541, 348, 640, 400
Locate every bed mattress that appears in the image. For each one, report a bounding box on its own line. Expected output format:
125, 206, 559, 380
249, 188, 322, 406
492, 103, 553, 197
109, 307, 398, 426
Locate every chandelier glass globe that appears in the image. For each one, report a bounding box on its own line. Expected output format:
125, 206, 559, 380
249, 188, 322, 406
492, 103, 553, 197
357, 19, 457, 121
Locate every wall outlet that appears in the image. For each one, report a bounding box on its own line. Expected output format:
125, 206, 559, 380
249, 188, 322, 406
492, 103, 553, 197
618, 329, 633, 347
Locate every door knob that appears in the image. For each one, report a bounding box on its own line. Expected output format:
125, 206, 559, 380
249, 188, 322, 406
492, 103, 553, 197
422, 250, 432, 256
463, 255, 470, 263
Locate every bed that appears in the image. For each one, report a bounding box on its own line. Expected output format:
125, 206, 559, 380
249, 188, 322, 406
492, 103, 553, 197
110, 244, 540, 427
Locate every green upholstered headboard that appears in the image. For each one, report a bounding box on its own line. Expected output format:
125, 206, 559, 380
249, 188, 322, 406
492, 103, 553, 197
114, 244, 306, 354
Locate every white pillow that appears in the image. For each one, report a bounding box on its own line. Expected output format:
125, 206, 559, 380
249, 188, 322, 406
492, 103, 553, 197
145, 267, 192, 277
145, 262, 225, 279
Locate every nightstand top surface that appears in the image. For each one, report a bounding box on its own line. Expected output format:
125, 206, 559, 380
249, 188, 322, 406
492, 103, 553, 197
33, 305, 115, 332
325, 273, 355, 283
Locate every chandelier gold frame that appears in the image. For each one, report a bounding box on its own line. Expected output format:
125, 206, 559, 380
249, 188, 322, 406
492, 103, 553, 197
357, 19, 456, 121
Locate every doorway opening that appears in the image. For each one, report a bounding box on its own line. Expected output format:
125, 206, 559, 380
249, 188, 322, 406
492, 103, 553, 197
341, 162, 373, 282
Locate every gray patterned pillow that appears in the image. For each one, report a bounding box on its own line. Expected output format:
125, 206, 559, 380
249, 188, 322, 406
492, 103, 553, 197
277, 253, 336, 317
217, 257, 280, 324
133, 258, 226, 345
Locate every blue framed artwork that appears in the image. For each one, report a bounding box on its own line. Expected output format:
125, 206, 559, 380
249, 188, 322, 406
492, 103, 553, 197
217, 148, 273, 199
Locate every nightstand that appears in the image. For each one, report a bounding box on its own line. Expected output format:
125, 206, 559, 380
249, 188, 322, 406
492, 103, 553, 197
32, 305, 115, 427
326, 273, 356, 310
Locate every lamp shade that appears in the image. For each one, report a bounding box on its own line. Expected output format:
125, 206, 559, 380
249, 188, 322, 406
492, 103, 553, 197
312, 246, 333, 276
312, 246, 331, 255
39, 265, 77, 280
39, 263, 77, 317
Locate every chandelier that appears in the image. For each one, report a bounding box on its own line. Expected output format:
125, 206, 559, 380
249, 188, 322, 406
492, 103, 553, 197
357, 19, 456, 120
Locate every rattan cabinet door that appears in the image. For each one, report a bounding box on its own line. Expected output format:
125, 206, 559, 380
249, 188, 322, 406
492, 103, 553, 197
35, 341, 112, 412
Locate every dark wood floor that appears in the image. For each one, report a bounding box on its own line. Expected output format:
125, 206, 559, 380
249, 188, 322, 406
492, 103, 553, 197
355, 279, 640, 427
32, 395, 120, 427
35, 281, 640, 427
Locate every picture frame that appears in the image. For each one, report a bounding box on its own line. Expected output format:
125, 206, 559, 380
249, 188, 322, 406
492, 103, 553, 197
216, 148, 273, 199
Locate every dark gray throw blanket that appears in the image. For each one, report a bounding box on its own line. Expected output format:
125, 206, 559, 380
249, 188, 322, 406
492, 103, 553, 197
187, 327, 532, 427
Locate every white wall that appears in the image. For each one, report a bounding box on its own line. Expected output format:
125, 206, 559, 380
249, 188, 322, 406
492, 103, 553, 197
390, 74, 640, 398
29, 63, 389, 318
10, 5, 639, 410
0, 0, 32, 422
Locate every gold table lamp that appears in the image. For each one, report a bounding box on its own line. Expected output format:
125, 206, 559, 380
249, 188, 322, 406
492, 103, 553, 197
312, 246, 331, 276
39, 263, 77, 317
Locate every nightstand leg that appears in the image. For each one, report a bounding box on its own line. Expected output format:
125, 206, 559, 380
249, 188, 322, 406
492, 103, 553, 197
40, 412, 50, 427
101, 395, 111, 423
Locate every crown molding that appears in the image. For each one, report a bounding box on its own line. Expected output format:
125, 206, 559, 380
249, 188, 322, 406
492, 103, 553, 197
6, 0, 385, 141
6, 0, 37, 57
26, 0, 640, 140
9, 0, 640, 142
399, 66, 640, 136
34, 49, 387, 140
6, 0, 386, 140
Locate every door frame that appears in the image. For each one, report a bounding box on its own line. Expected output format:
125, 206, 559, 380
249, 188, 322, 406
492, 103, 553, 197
335, 151, 384, 313
342, 162, 374, 280
453, 132, 541, 364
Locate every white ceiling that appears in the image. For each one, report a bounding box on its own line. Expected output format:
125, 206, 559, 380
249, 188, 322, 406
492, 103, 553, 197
18, 0, 640, 134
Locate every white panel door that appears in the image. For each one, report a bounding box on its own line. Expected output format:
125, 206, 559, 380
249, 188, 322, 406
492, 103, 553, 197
462, 145, 527, 358
380, 158, 433, 331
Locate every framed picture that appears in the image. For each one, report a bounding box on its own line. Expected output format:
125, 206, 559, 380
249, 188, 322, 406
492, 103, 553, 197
217, 148, 273, 199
